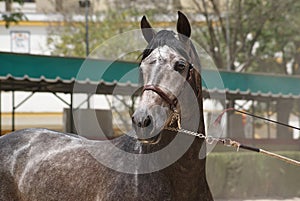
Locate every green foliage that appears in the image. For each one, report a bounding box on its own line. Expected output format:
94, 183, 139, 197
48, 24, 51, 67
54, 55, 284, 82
207, 151, 300, 199
192, 0, 300, 74
250, 0, 300, 74
1, 0, 27, 28
47, 9, 144, 61
2, 12, 26, 28
48, 1, 300, 73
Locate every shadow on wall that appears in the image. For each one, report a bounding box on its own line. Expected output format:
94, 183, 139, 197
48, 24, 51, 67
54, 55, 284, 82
64, 108, 114, 139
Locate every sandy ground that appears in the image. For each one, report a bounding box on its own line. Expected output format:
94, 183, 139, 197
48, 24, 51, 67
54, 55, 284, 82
245, 199, 300, 201
217, 198, 300, 201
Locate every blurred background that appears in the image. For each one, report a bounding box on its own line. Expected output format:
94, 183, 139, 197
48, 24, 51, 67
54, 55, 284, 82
0, 0, 300, 200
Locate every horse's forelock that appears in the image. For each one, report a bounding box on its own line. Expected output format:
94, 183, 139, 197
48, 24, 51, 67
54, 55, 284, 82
140, 30, 189, 62
139, 29, 202, 87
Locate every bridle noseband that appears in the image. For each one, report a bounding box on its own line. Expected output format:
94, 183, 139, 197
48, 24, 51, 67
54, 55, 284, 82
142, 63, 194, 112
142, 85, 178, 111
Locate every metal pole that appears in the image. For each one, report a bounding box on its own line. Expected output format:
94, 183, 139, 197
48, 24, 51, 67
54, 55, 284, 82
226, 0, 231, 70
85, 0, 89, 57
226, 101, 231, 138
12, 91, 15, 131
14, 92, 35, 110
0, 87, 2, 135
251, 100, 255, 139
85, 0, 90, 109
79, 0, 91, 109
70, 93, 74, 133
79, 0, 90, 56
267, 101, 270, 138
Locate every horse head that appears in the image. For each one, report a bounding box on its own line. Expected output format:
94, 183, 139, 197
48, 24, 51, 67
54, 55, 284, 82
132, 11, 203, 144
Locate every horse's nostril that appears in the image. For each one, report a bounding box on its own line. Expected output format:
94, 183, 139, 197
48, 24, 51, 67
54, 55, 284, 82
144, 115, 151, 127
133, 115, 152, 128
138, 122, 142, 127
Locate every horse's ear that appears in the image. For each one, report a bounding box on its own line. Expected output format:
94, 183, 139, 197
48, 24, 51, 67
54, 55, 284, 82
141, 16, 156, 43
177, 11, 191, 41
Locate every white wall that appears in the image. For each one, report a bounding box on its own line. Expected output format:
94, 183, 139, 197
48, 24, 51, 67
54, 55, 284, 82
0, 24, 52, 55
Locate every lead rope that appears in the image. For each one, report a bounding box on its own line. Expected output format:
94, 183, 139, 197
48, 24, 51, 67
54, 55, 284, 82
165, 111, 300, 167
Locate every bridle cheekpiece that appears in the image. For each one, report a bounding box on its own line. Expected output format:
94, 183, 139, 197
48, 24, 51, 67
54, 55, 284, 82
142, 62, 195, 112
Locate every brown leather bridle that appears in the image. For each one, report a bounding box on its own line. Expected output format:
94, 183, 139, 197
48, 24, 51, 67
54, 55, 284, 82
142, 85, 178, 111
142, 63, 194, 112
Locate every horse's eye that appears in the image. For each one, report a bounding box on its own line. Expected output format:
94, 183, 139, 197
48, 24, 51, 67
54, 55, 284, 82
174, 60, 186, 72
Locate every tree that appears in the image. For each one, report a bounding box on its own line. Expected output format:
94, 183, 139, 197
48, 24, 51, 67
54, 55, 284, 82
47, 9, 144, 60
244, 0, 300, 139
250, 1, 300, 139
191, 0, 300, 72
1, 0, 27, 28
190, 0, 300, 139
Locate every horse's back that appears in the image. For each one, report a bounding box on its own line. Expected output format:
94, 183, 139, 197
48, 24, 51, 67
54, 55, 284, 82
0, 129, 172, 201
0, 128, 82, 169
0, 128, 96, 201
0, 129, 48, 201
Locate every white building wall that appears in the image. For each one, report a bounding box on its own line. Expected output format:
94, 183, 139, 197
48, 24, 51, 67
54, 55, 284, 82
0, 24, 51, 55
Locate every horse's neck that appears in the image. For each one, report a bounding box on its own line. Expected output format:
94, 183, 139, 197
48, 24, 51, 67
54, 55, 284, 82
158, 84, 205, 167
178, 84, 205, 161
160, 87, 210, 200
178, 72, 204, 132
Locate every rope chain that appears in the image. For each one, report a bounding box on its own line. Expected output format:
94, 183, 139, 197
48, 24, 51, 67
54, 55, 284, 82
165, 127, 240, 150
165, 112, 300, 167
166, 111, 241, 149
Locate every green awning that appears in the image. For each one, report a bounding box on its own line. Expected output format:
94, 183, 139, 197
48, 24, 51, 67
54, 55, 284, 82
1, 52, 300, 99
0, 52, 139, 95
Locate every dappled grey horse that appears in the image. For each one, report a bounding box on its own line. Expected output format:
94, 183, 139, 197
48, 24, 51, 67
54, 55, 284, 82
0, 12, 213, 201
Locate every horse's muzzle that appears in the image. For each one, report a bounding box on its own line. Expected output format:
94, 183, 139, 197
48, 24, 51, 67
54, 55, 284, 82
131, 107, 164, 144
